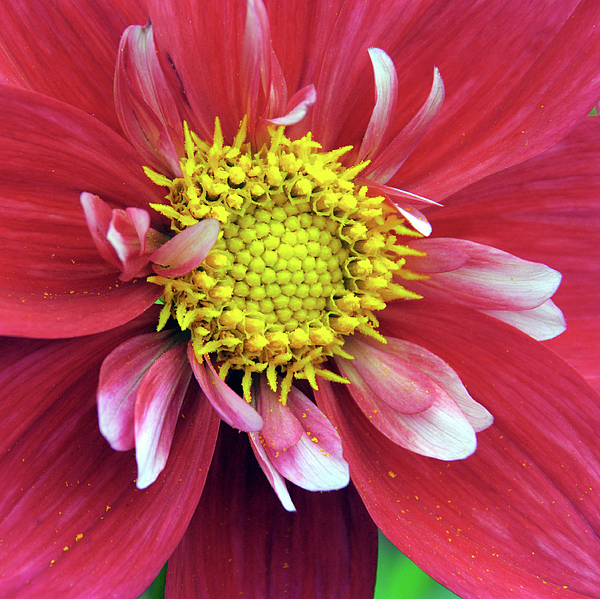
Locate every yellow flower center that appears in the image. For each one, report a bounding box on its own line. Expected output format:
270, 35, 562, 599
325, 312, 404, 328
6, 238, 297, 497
145, 117, 423, 402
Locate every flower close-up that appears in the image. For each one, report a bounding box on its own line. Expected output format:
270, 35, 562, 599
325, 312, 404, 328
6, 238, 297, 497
1, 0, 600, 598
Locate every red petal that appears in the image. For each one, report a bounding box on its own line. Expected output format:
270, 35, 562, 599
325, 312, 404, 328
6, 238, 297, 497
165, 424, 378, 599
0, 86, 166, 338
323, 300, 600, 598
135, 343, 193, 488
0, 0, 148, 133
0, 310, 220, 598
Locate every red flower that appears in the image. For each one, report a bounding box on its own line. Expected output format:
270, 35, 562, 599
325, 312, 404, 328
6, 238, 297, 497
1, 1, 599, 598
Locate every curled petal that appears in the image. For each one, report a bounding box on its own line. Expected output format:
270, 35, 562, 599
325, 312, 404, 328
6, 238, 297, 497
257, 379, 350, 492
342, 336, 436, 415
358, 48, 398, 162
150, 219, 220, 277
248, 431, 296, 512
335, 352, 477, 460
358, 335, 493, 433
404, 238, 562, 311
115, 22, 184, 176
187, 344, 263, 432
267, 84, 317, 126
483, 299, 567, 341
396, 204, 432, 237
97, 330, 183, 452
80, 192, 121, 270
366, 67, 445, 183
134, 343, 192, 489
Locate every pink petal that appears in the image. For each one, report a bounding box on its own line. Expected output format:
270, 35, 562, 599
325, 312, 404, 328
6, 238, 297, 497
396, 204, 432, 237
115, 22, 185, 177
248, 431, 296, 512
0, 311, 220, 598
187, 344, 264, 432
0, 0, 147, 133
483, 299, 567, 341
367, 67, 444, 184
357, 334, 493, 432
357, 48, 398, 163
135, 343, 193, 489
98, 329, 183, 452
329, 363, 477, 461
257, 379, 350, 492
165, 424, 378, 599
343, 299, 600, 599
0, 85, 165, 338
341, 336, 436, 415
404, 238, 562, 311
151, 219, 220, 277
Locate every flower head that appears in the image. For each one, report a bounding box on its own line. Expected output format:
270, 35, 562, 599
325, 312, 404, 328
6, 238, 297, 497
1, 1, 600, 598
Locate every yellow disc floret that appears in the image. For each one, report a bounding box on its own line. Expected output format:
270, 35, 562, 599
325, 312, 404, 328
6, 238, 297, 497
146, 117, 424, 403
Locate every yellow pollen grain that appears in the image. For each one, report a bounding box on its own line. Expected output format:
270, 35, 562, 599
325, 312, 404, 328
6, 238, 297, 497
144, 116, 422, 400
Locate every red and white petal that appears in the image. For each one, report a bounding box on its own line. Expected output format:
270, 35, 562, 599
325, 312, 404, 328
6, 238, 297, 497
187, 344, 264, 432
98, 329, 183, 452
166, 424, 378, 599
404, 238, 562, 311
135, 343, 193, 489
483, 299, 567, 341
150, 219, 220, 277
115, 22, 185, 177
248, 431, 296, 512
267, 84, 317, 126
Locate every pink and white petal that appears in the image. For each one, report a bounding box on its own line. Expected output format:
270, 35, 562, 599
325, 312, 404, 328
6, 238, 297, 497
366, 67, 444, 184
352, 300, 600, 599
341, 336, 436, 415
325, 364, 477, 461
150, 219, 220, 277
428, 117, 600, 392
482, 299, 567, 342
0, 0, 148, 133
0, 86, 166, 338
357, 48, 398, 163
187, 344, 264, 432
165, 424, 378, 599
134, 343, 192, 489
248, 431, 296, 512
396, 204, 432, 237
267, 84, 317, 126
267, 385, 350, 492
115, 22, 185, 176
98, 328, 182, 452
0, 310, 220, 599
256, 377, 303, 451
358, 334, 493, 432
404, 238, 562, 311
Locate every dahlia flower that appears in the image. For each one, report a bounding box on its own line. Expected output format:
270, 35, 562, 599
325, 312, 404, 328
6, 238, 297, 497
0, 1, 599, 598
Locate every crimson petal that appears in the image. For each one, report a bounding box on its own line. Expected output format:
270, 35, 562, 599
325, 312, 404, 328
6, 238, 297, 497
321, 301, 600, 599
165, 423, 378, 599
0, 309, 220, 599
